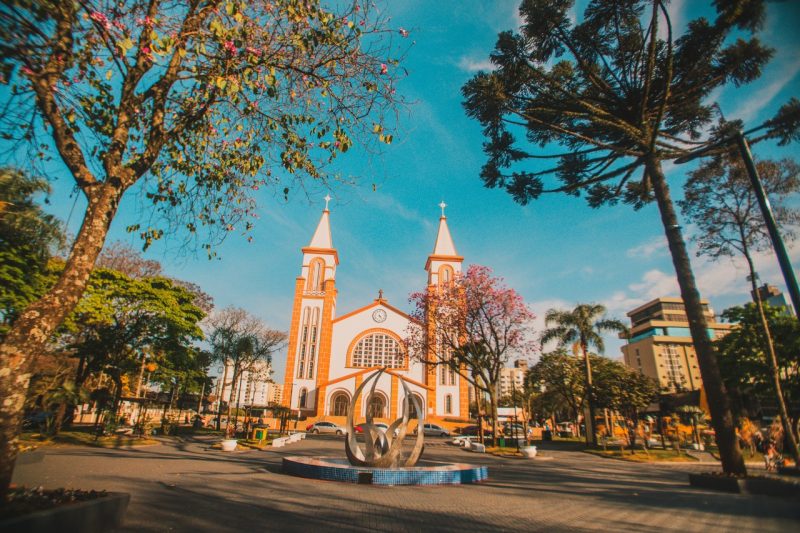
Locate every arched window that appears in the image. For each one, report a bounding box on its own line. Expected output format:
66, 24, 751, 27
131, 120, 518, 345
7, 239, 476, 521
297, 306, 320, 379
367, 393, 386, 419
307, 258, 324, 291
350, 332, 405, 368
438, 265, 454, 286
330, 391, 350, 416
445, 394, 453, 414
298, 388, 308, 409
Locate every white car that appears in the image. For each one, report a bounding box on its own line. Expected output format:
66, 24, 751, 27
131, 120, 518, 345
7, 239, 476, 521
307, 421, 347, 435
413, 423, 450, 437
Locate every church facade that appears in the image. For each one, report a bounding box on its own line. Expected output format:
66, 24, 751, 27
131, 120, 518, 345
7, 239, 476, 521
281, 205, 470, 423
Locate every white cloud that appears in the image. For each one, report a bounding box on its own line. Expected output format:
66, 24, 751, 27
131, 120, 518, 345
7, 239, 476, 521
626, 236, 668, 259
457, 55, 495, 73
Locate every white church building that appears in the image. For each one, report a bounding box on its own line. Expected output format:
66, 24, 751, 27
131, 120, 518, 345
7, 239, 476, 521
281, 203, 470, 423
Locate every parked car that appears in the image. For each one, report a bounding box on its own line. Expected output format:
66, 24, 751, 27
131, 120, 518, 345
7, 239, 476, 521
354, 422, 400, 436
413, 423, 450, 437
502, 423, 530, 437
457, 425, 493, 437
307, 421, 347, 435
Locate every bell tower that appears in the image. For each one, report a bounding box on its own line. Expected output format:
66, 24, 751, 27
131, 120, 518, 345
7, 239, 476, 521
424, 202, 468, 419
283, 196, 338, 415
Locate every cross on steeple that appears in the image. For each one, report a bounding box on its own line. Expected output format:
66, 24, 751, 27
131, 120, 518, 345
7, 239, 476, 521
324, 194, 332, 210
439, 201, 447, 217
378, 289, 384, 300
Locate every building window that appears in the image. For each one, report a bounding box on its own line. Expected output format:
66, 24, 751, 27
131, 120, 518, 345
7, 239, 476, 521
406, 394, 423, 419
350, 332, 405, 368
299, 388, 308, 409
367, 394, 386, 419
439, 265, 454, 286
445, 394, 453, 414
662, 344, 686, 390
297, 307, 321, 379
307, 258, 324, 291
330, 392, 349, 416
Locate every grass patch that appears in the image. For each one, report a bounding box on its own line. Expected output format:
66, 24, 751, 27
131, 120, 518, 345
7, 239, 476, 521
584, 448, 698, 462
20, 430, 158, 450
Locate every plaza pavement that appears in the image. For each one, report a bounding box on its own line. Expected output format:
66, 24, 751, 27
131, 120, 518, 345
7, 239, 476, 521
12, 435, 800, 532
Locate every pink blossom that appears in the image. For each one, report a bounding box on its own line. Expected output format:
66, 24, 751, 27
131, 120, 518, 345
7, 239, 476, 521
20, 66, 34, 76
224, 40, 237, 54
399, 28, 409, 38
141, 46, 151, 56
380, 63, 388, 75
245, 46, 262, 56
89, 11, 111, 30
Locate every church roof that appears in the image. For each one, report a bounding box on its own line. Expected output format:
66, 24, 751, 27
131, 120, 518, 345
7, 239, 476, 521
308, 208, 333, 249
432, 215, 457, 256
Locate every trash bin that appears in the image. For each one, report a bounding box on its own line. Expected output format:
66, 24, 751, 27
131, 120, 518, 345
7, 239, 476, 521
254, 428, 267, 441
543, 430, 552, 441
499, 437, 506, 448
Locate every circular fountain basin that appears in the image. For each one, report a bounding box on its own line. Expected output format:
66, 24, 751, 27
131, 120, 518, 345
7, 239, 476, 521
282, 456, 488, 485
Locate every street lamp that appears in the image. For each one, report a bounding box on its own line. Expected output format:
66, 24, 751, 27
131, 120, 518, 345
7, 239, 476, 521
675, 127, 800, 317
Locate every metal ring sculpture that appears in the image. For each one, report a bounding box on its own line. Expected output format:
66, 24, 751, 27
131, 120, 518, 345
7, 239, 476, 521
345, 368, 425, 467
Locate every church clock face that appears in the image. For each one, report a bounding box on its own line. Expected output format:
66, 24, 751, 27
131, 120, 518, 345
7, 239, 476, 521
372, 309, 387, 323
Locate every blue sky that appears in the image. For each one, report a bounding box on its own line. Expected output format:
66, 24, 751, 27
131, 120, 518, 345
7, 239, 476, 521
23, 0, 800, 380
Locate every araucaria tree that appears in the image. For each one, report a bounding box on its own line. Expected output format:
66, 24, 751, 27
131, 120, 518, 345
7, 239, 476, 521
680, 155, 800, 463
407, 265, 535, 442
0, 0, 406, 493
540, 304, 626, 446
461, 0, 800, 475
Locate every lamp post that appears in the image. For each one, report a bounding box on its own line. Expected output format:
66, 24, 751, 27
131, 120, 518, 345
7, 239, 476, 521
675, 128, 800, 317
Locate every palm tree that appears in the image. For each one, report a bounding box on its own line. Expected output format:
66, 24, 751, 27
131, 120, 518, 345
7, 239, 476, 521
541, 304, 627, 446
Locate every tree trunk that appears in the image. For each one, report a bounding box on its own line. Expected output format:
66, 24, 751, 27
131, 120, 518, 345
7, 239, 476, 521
226, 362, 241, 437
488, 385, 499, 447
0, 184, 121, 497
647, 159, 746, 475
743, 249, 800, 464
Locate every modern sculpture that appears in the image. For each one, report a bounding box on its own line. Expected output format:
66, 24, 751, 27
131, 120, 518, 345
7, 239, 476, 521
282, 368, 488, 485
344, 368, 425, 467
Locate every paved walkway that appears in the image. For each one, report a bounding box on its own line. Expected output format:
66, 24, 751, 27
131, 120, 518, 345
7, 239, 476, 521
12, 436, 800, 532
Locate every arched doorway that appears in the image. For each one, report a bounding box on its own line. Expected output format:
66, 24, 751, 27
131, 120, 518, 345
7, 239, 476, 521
330, 391, 350, 416
406, 393, 424, 419
367, 393, 386, 419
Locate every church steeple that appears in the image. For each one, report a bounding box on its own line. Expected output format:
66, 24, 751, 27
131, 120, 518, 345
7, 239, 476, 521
308, 195, 333, 249
425, 201, 463, 283
431, 203, 458, 256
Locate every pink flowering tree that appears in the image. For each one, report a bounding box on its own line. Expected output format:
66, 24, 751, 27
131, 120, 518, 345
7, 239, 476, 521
407, 265, 536, 443
0, 0, 408, 494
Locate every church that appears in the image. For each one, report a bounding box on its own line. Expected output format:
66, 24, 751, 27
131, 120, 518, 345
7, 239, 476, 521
281, 201, 470, 424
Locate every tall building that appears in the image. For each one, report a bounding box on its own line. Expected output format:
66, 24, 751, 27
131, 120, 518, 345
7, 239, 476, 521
498, 359, 527, 399
216, 360, 273, 408
280, 203, 470, 421
752, 283, 792, 314
620, 297, 733, 393
266, 382, 283, 405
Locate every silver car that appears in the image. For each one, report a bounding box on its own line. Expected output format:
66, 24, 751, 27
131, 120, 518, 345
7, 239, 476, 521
414, 423, 450, 437
307, 421, 347, 435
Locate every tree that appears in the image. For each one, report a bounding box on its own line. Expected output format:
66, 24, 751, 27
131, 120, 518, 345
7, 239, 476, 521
407, 265, 536, 443
61, 268, 206, 418
460, 0, 800, 475
593, 360, 658, 449
540, 303, 626, 445
679, 156, 800, 463
206, 307, 286, 436
0, 0, 405, 493
716, 304, 800, 449
0, 168, 63, 335
526, 349, 587, 433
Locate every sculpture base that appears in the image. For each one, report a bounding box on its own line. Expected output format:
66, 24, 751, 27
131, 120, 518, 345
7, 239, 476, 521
282, 456, 488, 485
